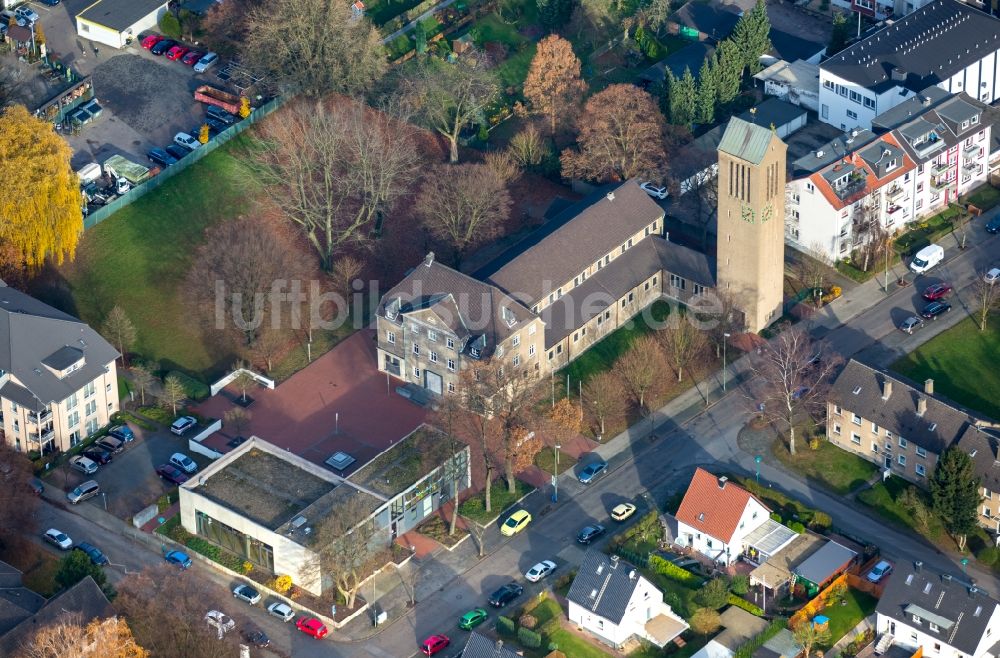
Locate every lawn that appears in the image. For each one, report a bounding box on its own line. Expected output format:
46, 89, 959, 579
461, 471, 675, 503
818, 588, 878, 648
545, 629, 615, 658
771, 439, 878, 495
534, 446, 579, 475
892, 315, 1000, 420
0, 541, 60, 597
965, 184, 1000, 211
458, 479, 534, 524
856, 475, 947, 542
33, 141, 255, 382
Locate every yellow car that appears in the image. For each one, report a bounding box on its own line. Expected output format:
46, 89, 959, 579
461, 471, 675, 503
501, 510, 532, 536
611, 503, 637, 522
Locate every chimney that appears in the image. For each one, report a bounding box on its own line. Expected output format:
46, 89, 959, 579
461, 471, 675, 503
606, 192, 616, 202
424, 252, 435, 267
718, 476, 728, 489
915, 560, 923, 572
629, 570, 637, 580
610, 555, 620, 569
882, 379, 893, 401
891, 67, 907, 82
917, 397, 927, 417
925, 378, 934, 395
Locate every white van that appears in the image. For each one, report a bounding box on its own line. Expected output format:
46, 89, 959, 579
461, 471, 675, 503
910, 243, 944, 274
76, 163, 102, 185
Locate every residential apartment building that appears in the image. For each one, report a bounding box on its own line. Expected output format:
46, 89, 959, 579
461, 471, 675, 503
956, 424, 1000, 532
818, 0, 1000, 131
0, 283, 119, 455
375, 179, 718, 392
786, 92, 992, 262
875, 563, 1000, 657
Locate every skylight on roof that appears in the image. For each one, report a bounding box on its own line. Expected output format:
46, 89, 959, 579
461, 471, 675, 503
853, 386, 862, 395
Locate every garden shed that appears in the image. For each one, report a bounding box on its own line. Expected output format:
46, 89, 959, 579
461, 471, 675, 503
793, 541, 857, 594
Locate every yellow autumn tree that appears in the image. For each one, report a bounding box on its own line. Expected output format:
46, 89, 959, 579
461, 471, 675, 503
20, 615, 149, 658
0, 104, 82, 271
198, 124, 210, 144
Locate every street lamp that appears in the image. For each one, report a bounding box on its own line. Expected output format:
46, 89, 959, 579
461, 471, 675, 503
961, 557, 970, 575
755, 455, 762, 483
723, 333, 731, 392
552, 444, 561, 503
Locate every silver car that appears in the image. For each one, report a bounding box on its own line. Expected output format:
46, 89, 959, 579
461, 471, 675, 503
69, 455, 99, 475
67, 480, 100, 504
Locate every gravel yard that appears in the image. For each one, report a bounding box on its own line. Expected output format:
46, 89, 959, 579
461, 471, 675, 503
92, 54, 202, 136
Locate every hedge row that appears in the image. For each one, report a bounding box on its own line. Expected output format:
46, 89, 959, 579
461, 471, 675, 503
167, 370, 210, 401
648, 554, 704, 586
734, 618, 788, 658
727, 593, 764, 616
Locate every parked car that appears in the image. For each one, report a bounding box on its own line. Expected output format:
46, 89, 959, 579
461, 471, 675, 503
500, 510, 531, 536
639, 181, 669, 200
242, 627, 270, 648
193, 51, 219, 73
986, 267, 1000, 284
267, 601, 295, 622
921, 301, 952, 319
578, 460, 608, 484
166, 45, 189, 61
233, 584, 261, 605
108, 424, 135, 443
96, 435, 125, 455
170, 452, 198, 474
182, 50, 203, 66
150, 39, 177, 55
165, 144, 190, 160
910, 243, 944, 274
82, 447, 113, 465
155, 463, 189, 485
457, 608, 488, 630
14, 6, 38, 24
170, 416, 197, 435
165, 550, 192, 568
421, 634, 450, 656
922, 282, 953, 300
295, 617, 328, 639
140, 34, 163, 50
148, 148, 178, 168
899, 316, 925, 334
74, 542, 109, 566
866, 560, 893, 583
205, 118, 228, 135
986, 215, 1000, 234
524, 560, 557, 583
173, 132, 201, 151
44, 528, 73, 550
67, 480, 100, 505
69, 455, 99, 475
577, 524, 606, 545
487, 582, 523, 608
611, 503, 637, 522
204, 610, 235, 633
28, 477, 44, 495
206, 105, 236, 125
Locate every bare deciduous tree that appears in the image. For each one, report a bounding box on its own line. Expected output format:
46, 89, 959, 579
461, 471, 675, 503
657, 316, 708, 382
691, 290, 746, 359
101, 305, 136, 366
223, 407, 250, 437
0, 444, 37, 548
329, 255, 364, 302
483, 150, 520, 185
400, 56, 500, 163
311, 495, 381, 609
582, 372, 627, 436
851, 201, 888, 273
432, 395, 467, 537
746, 325, 841, 454
615, 335, 664, 409
247, 100, 421, 271
508, 123, 548, 170
246, 325, 286, 373
242, 0, 385, 96
20, 615, 149, 658
972, 274, 1000, 331
115, 565, 238, 658
159, 375, 186, 416
416, 164, 512, 268
129, 363, 154, 406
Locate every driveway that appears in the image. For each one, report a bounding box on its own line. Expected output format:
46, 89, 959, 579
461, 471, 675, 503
46, 422, 211, 520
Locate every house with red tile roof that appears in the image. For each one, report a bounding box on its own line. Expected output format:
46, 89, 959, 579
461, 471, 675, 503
675, 468, 795, 566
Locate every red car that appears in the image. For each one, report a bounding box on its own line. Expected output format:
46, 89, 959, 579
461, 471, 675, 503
421, 635, 450, 656
140, 34, 163, 50
165, 45, 189, 61
155, 463, 189, 485
295, 617, 328, 639
182, 50, 203, 66
922, 282, 953, 301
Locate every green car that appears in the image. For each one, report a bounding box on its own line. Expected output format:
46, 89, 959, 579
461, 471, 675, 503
458, 608, 488, 630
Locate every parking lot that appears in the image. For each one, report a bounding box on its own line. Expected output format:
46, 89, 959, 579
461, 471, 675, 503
53, 422, 212, 520
15, 0, 231, 168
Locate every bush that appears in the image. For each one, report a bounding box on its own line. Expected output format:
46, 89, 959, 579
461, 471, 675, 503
159, 12, 181, 39
648, 554, 704, 586
517, 626, 542, 648
810, 511, 832, 531
730, 574, 750, 595
696, 577, 731, 609
496, 616, 516, 636
789, 521, 806, 534
770, 512, 782, 523
272, 574, 293, 593
519, 614, 537, 629
728, 593, 764, 616
977, 546, 1000, 567
166, 370, 210, 401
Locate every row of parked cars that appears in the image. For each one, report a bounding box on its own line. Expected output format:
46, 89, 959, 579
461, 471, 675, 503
43, 529, 110, 568
140, 34, 219, 73
146, 106, 239, 169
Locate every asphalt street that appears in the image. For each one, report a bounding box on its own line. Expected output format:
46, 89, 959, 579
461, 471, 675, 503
34, 217, 999, 658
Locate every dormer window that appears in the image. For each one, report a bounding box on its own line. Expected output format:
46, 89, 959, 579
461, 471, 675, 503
42, 346, 86, 380
912, 615, 921, 624
885, 159, 897, 172
971, 115, 979, 125
929, 622, 939, 633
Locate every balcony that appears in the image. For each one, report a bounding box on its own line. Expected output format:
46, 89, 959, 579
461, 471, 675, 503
931, 161, 950, 176
30, 428, 54, 445
27, 410, 52, 425
833, 174, 867, 201
886, 204, 906, 217
885, 185, 905, 201
930, 176, 951, 191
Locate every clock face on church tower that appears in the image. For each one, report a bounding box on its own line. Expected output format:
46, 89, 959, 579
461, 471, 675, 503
741, 203, 755, 224
761, 203, 774, 223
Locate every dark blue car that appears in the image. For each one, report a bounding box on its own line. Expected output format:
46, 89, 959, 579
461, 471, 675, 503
578, 460, 609, 484
987, 215, 1000, 234
147, 148, 177, 168
75, 542, 109, 566
109, 424, 135, 443
150, 39, 177, 56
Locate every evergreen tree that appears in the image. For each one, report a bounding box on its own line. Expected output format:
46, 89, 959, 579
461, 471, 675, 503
536, 0, 574, 29
695, 55, 717, 124
732, 0, 771, 75
666, 67, 696, 126
929, 447, 981, 551
714, 39, 742, 105
829, 11, 849, 56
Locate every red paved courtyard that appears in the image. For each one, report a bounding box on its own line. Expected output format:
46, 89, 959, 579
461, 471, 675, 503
193, 330, 428, 472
